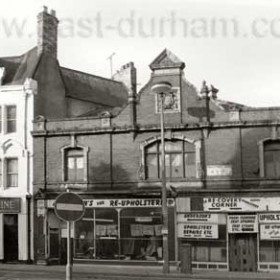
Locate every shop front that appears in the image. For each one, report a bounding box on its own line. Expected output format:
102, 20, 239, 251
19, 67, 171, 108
36, 197, 176, 264
176, 195, 280, 272
0, 198, 21, 262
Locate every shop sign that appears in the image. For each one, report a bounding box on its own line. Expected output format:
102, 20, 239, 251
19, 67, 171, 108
177, 213, 219, 223
260, 224, 280, 240
178, 223, 218, 239
228, 215, 258, 233
207, 165, 232, 177
259, 213, 280, 223
48, 198, 175, 208
203, 197, 263, 212
0, 198, 20, 213
203, 197, 280, 212
83, 198, 175, 208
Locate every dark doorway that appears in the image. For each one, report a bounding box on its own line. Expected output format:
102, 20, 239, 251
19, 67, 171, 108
229, 234, 257, 272
49, 228, 60, 259
4, 214, 18, 262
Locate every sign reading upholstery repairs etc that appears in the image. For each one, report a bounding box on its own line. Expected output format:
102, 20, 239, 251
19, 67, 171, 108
0, 198, 21, 213
178, 223, 218, 239
228, 215, 258, 233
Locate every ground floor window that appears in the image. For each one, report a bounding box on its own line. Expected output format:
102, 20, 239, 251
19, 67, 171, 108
190, 240, 227, 262
74, 207, 166, 261
259, 241, 280, 262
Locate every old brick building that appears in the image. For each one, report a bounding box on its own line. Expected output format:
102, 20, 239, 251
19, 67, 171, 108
32, 43, 280, 272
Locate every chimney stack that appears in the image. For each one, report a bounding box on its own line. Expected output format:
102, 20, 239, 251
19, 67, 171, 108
113, 62, 137, 127
37, 6, 59, 58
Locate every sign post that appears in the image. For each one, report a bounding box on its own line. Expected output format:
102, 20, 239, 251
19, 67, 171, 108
54, 191, 85, 280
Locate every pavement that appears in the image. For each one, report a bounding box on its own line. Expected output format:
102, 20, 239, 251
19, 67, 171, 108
0, 262, 280, 279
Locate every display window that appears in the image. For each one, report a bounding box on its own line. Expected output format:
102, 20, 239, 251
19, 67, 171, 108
74, 206, 165, 261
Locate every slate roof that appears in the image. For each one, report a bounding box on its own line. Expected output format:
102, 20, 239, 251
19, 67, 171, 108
60, 67, 128, 107
0, 48, 128, 110
0, 47, 39, 85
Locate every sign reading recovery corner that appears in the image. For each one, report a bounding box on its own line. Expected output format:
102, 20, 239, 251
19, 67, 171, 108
203, 197, 280, 212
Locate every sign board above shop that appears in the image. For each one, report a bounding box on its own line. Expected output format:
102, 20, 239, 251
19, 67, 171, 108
260, 224, 280, 240
48, 198, 175, 208
228, 215, 258, 233
177, 213, 220, 223
0, 198, 21, 213
203, 197, 280, 212
178, 223, 218, 239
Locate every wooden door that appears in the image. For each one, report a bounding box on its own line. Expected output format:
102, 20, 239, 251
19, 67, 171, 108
229, 234, 257, 272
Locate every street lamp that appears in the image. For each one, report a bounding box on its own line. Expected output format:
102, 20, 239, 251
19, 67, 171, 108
151, 81, 172, 274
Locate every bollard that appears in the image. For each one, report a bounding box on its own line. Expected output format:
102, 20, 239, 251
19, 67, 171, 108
180, 243, 192, 274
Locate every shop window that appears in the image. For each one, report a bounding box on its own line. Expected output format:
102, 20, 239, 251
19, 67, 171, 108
120, 208, 163, 260
189, 225, 227, 263
73, 205, 171, 261
259, 241, 280, 262
74, 209, 118, 260
264, 141, 280, 178
6, 158, 18, 188
145, 140, 196, 179
65, 148, 85, 181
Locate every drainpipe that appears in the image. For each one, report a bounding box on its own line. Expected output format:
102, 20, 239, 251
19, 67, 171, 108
26, 193, 32, 263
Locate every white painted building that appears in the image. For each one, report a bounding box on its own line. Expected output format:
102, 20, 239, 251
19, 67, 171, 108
0, 75, 37, 261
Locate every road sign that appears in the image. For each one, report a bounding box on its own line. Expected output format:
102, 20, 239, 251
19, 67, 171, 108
54, 192, 85, 222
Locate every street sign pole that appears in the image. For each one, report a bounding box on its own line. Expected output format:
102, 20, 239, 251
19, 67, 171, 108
66, 220, 72, 280
54, 189, 85, 280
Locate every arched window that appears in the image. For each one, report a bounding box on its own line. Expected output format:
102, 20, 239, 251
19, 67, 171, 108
145, 140, 196, 179
264, 140, 280, 178
65, 148, 84, 181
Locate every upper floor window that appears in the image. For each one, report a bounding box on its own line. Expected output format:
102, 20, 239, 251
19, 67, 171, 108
65, 148, 84, 181
0, 105, 17, 134
264, 141, 280, 178
6, 106, 16, 133
145, 140, 196, 179
6, 158, 18, 188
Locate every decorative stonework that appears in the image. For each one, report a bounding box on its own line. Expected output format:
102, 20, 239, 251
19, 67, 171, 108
155, 87, 180, 113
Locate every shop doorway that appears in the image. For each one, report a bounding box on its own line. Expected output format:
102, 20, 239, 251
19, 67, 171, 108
4, 214, 18, 262
229, 234, 257, 272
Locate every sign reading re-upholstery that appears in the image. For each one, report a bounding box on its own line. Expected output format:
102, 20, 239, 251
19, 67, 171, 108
54, 192, 85, 222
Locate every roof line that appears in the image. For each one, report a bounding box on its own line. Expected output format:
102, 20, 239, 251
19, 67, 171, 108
60, 66, 123, 84
0, 46, 37, 60
66, 95, 117, 108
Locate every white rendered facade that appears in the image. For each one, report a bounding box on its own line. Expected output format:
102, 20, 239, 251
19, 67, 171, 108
0, 77, 37, 261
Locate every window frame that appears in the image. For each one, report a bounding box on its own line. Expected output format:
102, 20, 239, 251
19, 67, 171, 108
0, 157, 19, 188
259, 139, 280, 178
6, 105, 16, 133
61, 145, 89, 183
140, 136, 202, 180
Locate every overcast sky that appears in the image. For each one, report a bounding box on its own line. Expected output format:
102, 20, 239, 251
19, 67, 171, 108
1, 0, 280, 107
